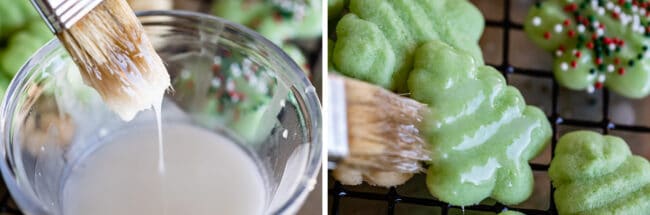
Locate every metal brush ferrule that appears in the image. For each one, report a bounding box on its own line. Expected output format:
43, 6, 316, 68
30, 0, 103, 33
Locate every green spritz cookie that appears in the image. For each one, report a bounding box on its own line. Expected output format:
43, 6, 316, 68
549, 131, 650, 215
331, 0, 484, 91
499, 210, 525, 215
411, 40, 552, 206
524, 0, 650, 98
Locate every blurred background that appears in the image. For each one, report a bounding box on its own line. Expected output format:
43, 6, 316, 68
0, 0, 322, 214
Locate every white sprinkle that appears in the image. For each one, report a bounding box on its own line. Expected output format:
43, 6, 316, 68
211, 77, 222, 88
641, 8, 646, 16
242, 58, 252, 69
556, 50, 564, 57
572, 49, 578, 55
560, 62, 569, 71
592, 1, 599, 10
598, 74, 606, 82
597, 28, 605, 36
614, 6, 621, 14
598, 7, 605, 15
606, 2, 614, 9
213, 56, 222, 65
609, 43, 616, 51
230, 64, 242, 77
587, 85, 595, 93
607, 64, 615, 72
532, 16, 542, 26
633, 5, 639, 13
282, 129, 288, 138
226, 79, 235, 91
554, 24, 563, 33
592, 21, 600, 28
621, 15, 631, 26
577, 24, 586, 33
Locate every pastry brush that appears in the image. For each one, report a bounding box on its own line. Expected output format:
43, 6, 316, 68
328, 74, 430, 187
30, 0, 170, 120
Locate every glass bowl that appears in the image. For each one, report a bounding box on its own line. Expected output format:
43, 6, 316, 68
0, 10, 321, 215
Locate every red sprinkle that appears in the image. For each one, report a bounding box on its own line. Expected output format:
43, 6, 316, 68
604, 37, 612, 44
575, 51, 582, 58
595, 58, 603, 65
568, 30, 576, 37
571, 60, 578, 68
619, 0, 625, 5
612, 12, 620, 19
595, 82, 604, 89
563, 19, 571, 26
587, 42, 595, 49
564, 3, 577, 12
599, 23, 605, 29
614, 58, 621, 65
544, 32, 551, 39
618, 67, 626, 75
559, 45, 566, 51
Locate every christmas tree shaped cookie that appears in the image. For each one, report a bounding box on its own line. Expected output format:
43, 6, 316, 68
331, 0, 484, 91
549, 131, 650, 215
411, 40, 552, 206
525, 0, 650, 98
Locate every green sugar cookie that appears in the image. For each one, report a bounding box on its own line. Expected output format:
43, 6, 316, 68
549, 131, 650, 215
0, 0, 39, 38
413, 40, 552, 206
212, 0, 322, 44
0, 20, 52, 76
499, 211, 525, 215
332, 0, 484, 91
524, 0, 650, 98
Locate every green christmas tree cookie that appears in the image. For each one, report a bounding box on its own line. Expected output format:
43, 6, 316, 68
411, 40, 551, 206
331, 0, 484, 91
212, 0, 322, 44
0, 19, 52, 76
0, 0, 39, 38
499, 211, 525, 215
549, 131, 650, 215
524, 0, 650, 98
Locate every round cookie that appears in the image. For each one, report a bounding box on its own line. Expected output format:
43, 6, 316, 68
524, 0, 650, 98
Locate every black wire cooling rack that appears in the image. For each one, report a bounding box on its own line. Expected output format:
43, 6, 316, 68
328, 0, 650, 214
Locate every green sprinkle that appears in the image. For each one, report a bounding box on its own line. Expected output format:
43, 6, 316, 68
598, 64, 605, 71
638, 53, 644, 59
643, 46, 648, 51
589, 68, 596, 74
629, 60, 636, 67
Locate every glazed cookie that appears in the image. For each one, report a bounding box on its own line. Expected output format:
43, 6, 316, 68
549, 131, 650, 215
411, 40, 551, 206
332, 0, 484, 91
525, 0, 650, 98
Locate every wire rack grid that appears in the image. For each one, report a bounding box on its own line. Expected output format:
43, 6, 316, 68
328, 0, 650, 214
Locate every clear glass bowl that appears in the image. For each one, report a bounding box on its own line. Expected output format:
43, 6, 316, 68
0, 10, 321, 215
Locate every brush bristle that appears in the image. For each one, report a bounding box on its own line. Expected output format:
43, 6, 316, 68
333, 76, 430, 187
57, 0, 170, 120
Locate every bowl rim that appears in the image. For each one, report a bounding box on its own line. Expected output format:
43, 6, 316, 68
0, 10, 322, 215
